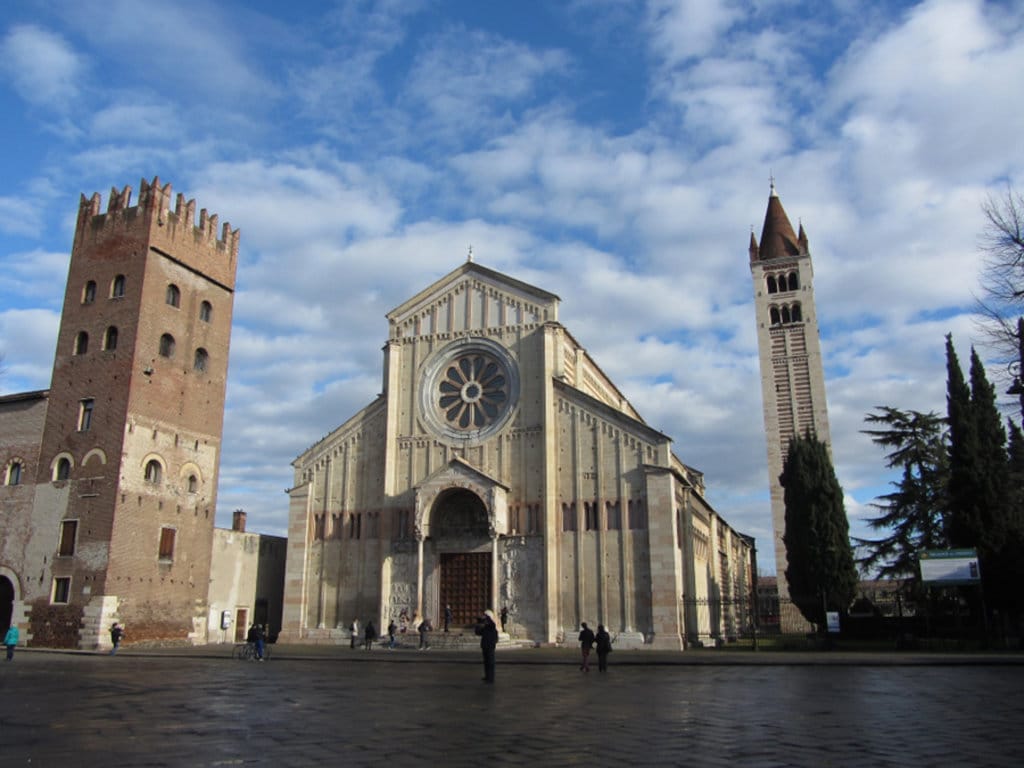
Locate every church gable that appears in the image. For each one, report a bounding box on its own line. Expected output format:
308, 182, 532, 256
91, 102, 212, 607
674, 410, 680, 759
387, 262, 560, 340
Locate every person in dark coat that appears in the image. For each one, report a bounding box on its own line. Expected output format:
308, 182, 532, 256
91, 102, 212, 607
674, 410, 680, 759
595, 624, 612, 672
387, 620, 397, 649
109, 622, 124, 655
578, 622, 595, 672
500, 606, 509, 633
364, 620, 376, 650
444, 604, 453, 632
418, 617, 432, 650
475, 609, 499, 683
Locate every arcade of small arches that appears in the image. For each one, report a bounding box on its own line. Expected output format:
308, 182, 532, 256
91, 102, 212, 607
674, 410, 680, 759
766, 271, 799, 294
769, 302, 803, 326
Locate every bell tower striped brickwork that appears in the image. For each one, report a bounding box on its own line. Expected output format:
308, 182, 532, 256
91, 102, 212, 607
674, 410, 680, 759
749, 183, 832, 633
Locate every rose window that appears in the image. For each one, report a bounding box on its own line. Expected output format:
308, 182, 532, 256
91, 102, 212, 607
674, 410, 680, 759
420, 339, 519, 443
438, 354, 508, 429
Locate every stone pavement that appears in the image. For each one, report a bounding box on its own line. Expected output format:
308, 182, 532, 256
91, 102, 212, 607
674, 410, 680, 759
1, 645, 1022, 767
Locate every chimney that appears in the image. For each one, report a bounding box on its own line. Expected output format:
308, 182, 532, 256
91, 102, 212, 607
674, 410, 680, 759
232, 509, 247, 533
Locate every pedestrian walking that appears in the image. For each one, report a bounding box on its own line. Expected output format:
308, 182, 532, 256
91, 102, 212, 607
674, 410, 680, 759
109, 622, 124, 655
364, 620, 376, 650
595, 624, 612, 672
475, 609, 498, 683
350, 618, 360, 649
500, 606, 508, 633
578, 622, 595, 672
387, 620, 397, 649
4, 624, 18, 661
418, 617, 432, 650
444, 604, 453, 632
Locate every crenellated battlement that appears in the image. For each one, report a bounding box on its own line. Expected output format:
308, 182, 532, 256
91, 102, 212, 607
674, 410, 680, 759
76, 176, 241, 261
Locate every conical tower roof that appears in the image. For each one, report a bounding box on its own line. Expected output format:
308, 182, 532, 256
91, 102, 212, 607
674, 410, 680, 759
756, 183, 802, 261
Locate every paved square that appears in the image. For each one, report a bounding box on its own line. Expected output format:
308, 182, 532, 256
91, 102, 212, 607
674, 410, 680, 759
1, 651, 1022, 767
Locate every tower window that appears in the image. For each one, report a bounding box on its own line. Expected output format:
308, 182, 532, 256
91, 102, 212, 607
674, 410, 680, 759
766, 275, 778, 294
187, 474, 198, 493
770, 307, 781, 325
58, 520, 78, 557
55, 457, 71, 481
78, 399, 95, 432
166, 284, 180, 308
104, 326, 118, 351
788, 272, 799, 291
74, 331, 89, 355
111, 275, 126, 298
791, 303, 802, 322
159, 333, 176, 358
145, 459, 163, 484
781, 306, 792, 324
199, 301, 212, 322
193, 348, 208, 373
158, 527, 176, 561
83, 281, 96, 304
5, 460, 23, 486
51, 577, 71, 604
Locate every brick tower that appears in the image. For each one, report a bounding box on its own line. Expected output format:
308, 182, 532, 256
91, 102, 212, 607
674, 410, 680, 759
31, 178, 239, 647
749, 183, 832, 633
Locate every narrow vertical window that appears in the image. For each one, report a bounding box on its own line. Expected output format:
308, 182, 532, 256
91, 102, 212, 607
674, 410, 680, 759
78, 399, 94, 432
187, 474, 198, 493
55, 457, 71, 481
104, 326, 118, 350
58, 520, 78, 557
52, 577, 71, 603
199, 301, 212, 322
74, 331, 89, 355
6, 461, 23, 486
766, 275, 778, 294
788, 272, 799, 291
111, 275, 126, 298
193, 348, 208, 372
83, 281, 96, 304
159, 333, 175, 358
166, 284, 180, 308
145, 459, 162, 484
770, 307, 781, 325
158, 527, 176, 560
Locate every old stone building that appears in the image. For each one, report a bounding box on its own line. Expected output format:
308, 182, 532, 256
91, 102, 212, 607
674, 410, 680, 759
0, 178, 240, 648
749, 183, 833, 633
280, 259, 755, 649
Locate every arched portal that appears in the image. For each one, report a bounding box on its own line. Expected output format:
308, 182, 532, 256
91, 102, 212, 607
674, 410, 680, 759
431, 488, 492, 626
0, 576, 14, 634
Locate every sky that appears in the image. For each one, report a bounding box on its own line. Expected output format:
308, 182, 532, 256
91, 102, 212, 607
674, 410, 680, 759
2, 0, 1023, 573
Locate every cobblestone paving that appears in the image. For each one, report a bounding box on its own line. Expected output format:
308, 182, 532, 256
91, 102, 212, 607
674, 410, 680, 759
1, 651, 1022, 767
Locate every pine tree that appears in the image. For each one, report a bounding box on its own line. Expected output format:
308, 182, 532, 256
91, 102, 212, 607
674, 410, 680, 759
781, 431, 858, 631
858, 407, 949, 579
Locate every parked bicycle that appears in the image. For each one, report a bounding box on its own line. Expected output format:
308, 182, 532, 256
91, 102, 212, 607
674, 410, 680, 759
233, 642, 271, 661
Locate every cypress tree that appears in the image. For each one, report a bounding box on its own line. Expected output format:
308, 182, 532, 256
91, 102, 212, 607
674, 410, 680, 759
945, 335, 980, 549
781, 431, 858, 631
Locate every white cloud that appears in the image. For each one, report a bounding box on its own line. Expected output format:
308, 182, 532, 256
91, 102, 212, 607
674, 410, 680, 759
0, 24, 82, 110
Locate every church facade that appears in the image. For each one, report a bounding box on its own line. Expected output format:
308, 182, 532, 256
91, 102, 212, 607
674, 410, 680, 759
280, 261, 755, 649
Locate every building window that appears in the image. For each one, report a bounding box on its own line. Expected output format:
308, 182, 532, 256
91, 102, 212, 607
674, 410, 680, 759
104, 326, 118, 351
145, 459, 162, 484
83, 281, 96, 304
788, 272, 799, 291
74, 331, 89, 355
52, 577, 71, 604
187, 474, 198, 493
159, 333, 175, 358
78, 399, 94, 432
348, 513, 362, 539
584, 501, 599, 531
6, 461, 23, 486
158, 527, 176, 561
394, 509, 410, 539
791, 303, 802, 322
166, 284, 180, 308
199, 301, 212, 322
562, 503, 577, 532
766, 275, 778, 294
781, 305, 792, 324
193, 348, 208, 372
111, 275, 126, 298
769, 306, 781, 325
58, 520, 78, 557
55, 457, 71, 481
606, 501, 621, 530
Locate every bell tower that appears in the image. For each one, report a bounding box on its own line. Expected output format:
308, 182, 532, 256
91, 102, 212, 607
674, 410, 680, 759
749, 182, 833, 633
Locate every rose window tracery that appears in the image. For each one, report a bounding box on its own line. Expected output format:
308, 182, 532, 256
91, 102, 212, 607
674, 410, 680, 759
419, 338, 519, 444
438, 354, 508, 429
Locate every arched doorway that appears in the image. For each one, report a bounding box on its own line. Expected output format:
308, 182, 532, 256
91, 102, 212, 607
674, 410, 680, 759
0, 576, 14, 634
433, 488, 491, 626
